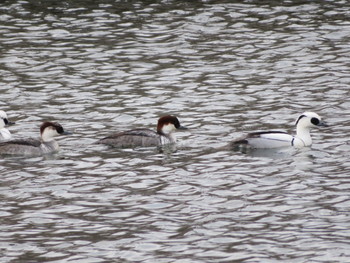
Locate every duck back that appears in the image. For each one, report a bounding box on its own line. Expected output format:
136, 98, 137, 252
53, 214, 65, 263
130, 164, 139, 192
98, 129, 162, 148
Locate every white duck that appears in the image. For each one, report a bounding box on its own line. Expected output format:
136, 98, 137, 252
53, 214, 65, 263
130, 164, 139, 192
231, 112, 327, 149
0, 110, 15, 141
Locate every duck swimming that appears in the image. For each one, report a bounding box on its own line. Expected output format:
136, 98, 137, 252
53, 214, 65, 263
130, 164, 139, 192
0, 122, 71, 156
98, 115, 187, 148
230, 112, 327, 149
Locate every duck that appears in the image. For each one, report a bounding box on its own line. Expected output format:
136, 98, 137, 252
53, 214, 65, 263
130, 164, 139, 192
0, 110, 15, 141
230, 112, 327, 149
97, 115, 187, 148
0, 121, 71, 156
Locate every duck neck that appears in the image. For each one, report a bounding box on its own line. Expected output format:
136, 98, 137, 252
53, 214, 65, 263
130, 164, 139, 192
296, 126, 312, 146
158, 131, 176, 144
40, 140, 59, 153
167, 133, 176, 143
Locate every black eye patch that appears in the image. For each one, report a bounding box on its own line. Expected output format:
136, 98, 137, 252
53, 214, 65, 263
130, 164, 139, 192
311, 117, 320, 125
56, 125, 64, 134
174, 119, 181, 129
4, 118, 9, 125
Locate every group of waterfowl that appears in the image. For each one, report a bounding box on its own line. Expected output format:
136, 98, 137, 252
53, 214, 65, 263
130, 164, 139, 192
0, 110, 327, 157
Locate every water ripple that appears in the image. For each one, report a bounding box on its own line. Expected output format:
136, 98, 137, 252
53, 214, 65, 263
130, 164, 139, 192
1, 0, 350, 262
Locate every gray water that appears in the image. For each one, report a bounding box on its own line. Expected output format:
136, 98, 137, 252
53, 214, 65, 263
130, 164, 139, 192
1, 0, 350, 262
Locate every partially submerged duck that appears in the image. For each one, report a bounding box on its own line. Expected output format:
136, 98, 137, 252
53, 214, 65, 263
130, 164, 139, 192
98, 115, 187, 148
230, 112, 327, 149
0, 122, 71, 156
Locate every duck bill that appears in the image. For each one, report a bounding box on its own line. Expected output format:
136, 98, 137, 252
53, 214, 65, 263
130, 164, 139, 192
177, 125, 188, 130
61, 130, 73, 135
318, 121, 328, 127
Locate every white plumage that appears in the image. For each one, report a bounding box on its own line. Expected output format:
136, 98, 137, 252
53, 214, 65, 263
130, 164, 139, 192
0, 110, 15, 141
231, 112, 327, 149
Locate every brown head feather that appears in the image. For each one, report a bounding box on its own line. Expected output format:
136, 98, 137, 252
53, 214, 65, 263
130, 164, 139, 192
156, 115, 181, 133
40, 122, 65, 135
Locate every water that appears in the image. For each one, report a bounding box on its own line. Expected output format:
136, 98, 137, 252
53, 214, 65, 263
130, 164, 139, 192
1, 0, 350, 262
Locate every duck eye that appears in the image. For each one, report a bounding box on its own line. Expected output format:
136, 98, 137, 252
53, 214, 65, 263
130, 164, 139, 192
311, 117, 319, 125
56, 126, 64, 134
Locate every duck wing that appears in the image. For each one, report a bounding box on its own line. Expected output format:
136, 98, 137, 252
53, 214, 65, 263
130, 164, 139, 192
232, 131, 294, 149
0, 138, 41, 147
0, 138, 42, 155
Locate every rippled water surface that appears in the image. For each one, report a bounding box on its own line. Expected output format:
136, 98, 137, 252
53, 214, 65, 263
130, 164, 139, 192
1, 0, 350, 262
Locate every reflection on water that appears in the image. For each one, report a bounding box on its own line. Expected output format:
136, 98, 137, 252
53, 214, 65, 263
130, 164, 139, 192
234, 147, 297, 159
1, 0, 350, 262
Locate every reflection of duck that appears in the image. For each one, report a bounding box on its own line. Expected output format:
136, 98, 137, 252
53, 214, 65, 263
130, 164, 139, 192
0, 110, 15, 141
98, 115, 187, 148
231, 112, 327, 149
0, 122, 71, 156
